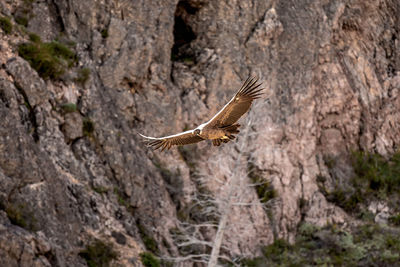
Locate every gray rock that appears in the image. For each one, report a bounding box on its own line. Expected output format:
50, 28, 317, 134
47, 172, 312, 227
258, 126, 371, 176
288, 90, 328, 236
112, 231, 127, 245
27, 1, 60, 42
6, 57, 48, 107
0, 214, 53, 267
62, 112, 83, 141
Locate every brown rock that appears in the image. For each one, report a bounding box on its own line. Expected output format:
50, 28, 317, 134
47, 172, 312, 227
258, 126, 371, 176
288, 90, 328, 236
62, 112, 83, 141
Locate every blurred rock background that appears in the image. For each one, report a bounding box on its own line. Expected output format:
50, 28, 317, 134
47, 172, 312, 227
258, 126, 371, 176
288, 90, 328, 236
0, 0, 399, 266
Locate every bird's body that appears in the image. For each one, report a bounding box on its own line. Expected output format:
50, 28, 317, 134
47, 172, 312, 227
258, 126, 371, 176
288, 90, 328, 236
198, 128, 223, 140
198, 125, 239, 146
139, 77, 264, 151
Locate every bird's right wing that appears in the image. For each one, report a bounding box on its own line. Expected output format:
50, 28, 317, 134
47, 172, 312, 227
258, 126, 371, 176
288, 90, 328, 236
205, 76, 264, 127
139, 130, 204, 151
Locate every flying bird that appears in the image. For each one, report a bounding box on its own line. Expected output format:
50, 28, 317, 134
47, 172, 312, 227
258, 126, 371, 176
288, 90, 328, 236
139, 76, 264, 151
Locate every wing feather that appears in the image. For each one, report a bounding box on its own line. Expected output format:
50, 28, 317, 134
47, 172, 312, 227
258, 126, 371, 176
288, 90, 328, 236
139, 130, 204, 151
205, 77, 264, 127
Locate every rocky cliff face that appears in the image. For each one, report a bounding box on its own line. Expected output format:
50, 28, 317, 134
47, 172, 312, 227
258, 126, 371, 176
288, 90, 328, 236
0, 0, 399, 266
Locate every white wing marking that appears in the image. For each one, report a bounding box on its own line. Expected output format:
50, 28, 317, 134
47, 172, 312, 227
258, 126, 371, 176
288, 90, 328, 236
202, 94, 236, 127
138, 129, 196, 140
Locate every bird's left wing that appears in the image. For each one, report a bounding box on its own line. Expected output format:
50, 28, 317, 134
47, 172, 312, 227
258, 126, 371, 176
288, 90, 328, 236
205, 76, 264, 127
139, 130, 204, 151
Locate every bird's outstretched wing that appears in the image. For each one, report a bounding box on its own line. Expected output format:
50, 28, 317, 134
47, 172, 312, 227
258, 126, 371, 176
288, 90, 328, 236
206, 77, 264, 127
139, 130, 204, 151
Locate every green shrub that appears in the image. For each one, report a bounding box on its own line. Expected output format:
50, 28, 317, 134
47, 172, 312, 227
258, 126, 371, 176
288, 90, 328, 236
137, 222, 158, 253
101, 29, 108, 38
28, 32, 41, 43
48, 42, 76, 66
15, 15, 28, 27
82, 118, 95, 137
79, 239, 118, 267
113, 187, 128, 207
140, 252, 160, 267
76, 67, 91, 86
5, 203, 37, 231
0, 16, 12, 34
298, 222, 319, 238
389, 214, 400, 226
325, 186, 363, 213
6, 204, 27, 228
60, 103, 77, 113
262, 239, 291, 262
243, 222, 400, 266
182, 56, 195, 64
248, 163, 277, 204
351, 151, 400, 195
18, 39, 77, 79
386, 235, 400, 251
322, 151, 400, 216
143, 236, 158, 253
170, 51, 195, 65
241, 257, 265, 267
93, 186, 108, 194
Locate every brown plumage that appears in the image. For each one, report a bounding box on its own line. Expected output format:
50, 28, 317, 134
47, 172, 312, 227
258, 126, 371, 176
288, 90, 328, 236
139, 76, 264, 151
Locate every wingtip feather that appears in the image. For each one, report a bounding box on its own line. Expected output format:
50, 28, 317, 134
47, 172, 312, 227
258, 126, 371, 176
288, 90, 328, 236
239, 76, 257, 94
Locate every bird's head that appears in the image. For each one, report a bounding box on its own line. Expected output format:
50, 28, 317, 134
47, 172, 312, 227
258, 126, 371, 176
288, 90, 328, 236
194, 129, 201, 136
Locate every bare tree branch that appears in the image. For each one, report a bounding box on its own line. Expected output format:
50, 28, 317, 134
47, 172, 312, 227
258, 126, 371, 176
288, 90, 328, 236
207, 119, 252, 267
